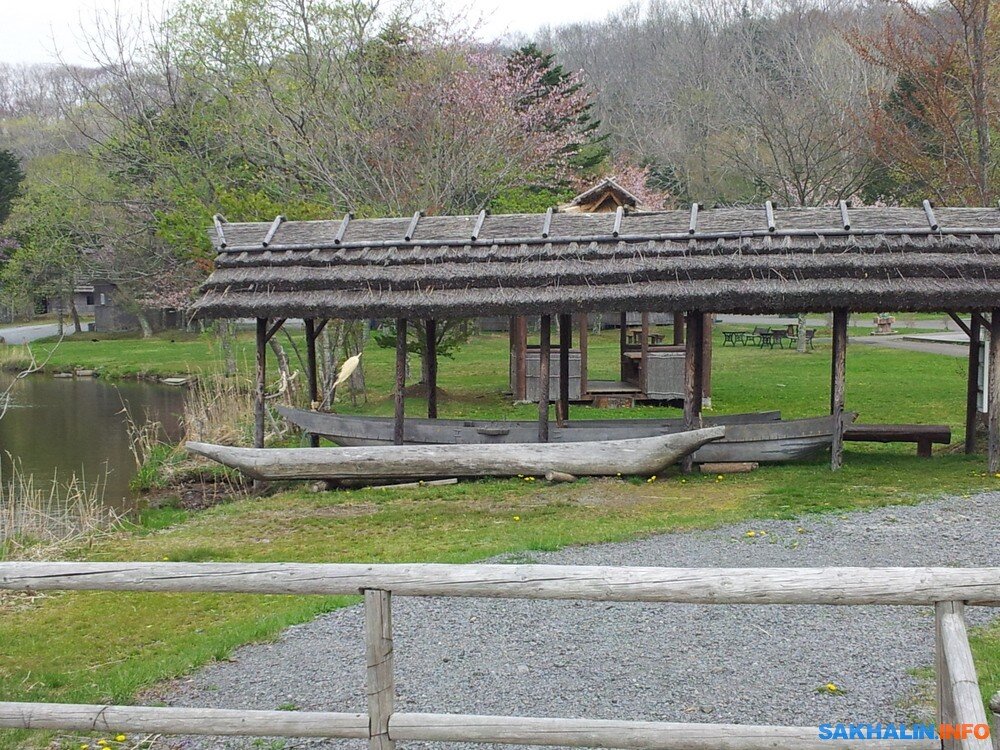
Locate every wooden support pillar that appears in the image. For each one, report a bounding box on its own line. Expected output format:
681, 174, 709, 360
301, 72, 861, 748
364, 589, 395, 750
304, 318, 319, 447
640, 312, 650, 395
989, 310, 1000, 473
830, 309, 848, 471
394, 318, 407, 446
577, 313, 589, 399
682, 312, 704, 474
254, 317, 267, 449
557, 313, 571, 425
966, 313, 981, 454
673, 312, 685, 345
426, 319, 438, 419
538, 315, 551, 443
619, 311, 628, 380
514, 316, 528, 401
701, 312, 713, 407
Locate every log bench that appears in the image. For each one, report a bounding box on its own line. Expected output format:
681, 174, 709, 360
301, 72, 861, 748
843, 423, 951, 457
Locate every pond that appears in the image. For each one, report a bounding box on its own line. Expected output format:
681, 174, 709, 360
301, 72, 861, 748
0, 373, 186, 511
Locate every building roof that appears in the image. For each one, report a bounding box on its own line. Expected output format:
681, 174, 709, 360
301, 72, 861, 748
559, 178, 645, 213
192, 204, 1000, 319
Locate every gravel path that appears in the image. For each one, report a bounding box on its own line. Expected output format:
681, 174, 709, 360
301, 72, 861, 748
162, 492, 1000, 749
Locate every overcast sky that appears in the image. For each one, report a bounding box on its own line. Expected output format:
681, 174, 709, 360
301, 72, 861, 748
3, 0, 614, 65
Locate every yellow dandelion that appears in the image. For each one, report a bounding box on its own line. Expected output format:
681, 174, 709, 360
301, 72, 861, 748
513, 515, 521, 521
115, 736, 127, 743
745, 530, 756, 538
826, 682, 837, 692
716, 474, 724, 480
98, 741, 108, 746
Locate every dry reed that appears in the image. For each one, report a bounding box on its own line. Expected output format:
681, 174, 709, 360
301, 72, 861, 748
0, 456, 121, 557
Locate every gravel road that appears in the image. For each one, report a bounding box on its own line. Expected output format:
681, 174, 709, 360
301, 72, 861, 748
162, 492, 1000, 749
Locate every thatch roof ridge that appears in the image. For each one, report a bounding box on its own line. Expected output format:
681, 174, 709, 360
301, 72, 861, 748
214, 205, 1000, 253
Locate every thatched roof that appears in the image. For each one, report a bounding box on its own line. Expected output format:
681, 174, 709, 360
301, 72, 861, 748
192, 204, 1000, 319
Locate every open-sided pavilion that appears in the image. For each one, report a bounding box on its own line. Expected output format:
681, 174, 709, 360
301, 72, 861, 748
192, 202, 1000, 471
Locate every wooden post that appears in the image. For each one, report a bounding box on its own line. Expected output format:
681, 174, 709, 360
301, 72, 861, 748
394, 319, 407, 446
640, 312, 650, 395
831, 309, 848, 471
578, 313, 589, 399
701, 312, 713, 407
538, 315, 551, 443
305, 319, 319, 447
558, 313, 571, 425
935, 602, 957, 750
364, 589, 395, 750
966, 313, 981, 454
426, 319, 437, 419
255, 317, 267, 449
514, 316, 528, 401
619, 312, 628, 381
989, 310, 1000, 473
673, 312, 685, 345
682, 312, 703, 474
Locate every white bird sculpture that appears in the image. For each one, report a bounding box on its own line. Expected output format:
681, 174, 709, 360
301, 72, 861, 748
333, 352, 362, 389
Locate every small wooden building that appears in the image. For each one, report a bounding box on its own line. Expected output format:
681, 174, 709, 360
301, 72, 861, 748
193, 203, 1000, 471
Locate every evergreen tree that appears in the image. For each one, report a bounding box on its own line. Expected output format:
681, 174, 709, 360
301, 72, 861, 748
0, 150, 25, 224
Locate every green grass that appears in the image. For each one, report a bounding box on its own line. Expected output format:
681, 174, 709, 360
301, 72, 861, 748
0, 326, 997, 748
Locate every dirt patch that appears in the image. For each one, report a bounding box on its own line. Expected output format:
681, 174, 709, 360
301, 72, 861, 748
146, 478, 249, 511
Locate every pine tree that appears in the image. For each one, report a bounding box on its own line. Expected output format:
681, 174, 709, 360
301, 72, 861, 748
0, 150, 25, 225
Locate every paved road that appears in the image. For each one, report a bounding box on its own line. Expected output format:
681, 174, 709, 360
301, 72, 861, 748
849, 334, 967, 358
0, 323, 68, 344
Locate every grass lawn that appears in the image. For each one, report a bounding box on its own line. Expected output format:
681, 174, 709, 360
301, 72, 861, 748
1, 325, 998, 748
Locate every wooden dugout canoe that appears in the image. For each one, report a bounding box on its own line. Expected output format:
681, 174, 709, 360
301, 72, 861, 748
185, 426, 726, 481
276, 407, 845, 463
277, 406, 778, 446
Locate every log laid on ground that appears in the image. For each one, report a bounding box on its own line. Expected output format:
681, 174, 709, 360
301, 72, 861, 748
388, 712, 939, 750
370, 478, 458, 490
698, 462, 758, 474
5, 562, 1000, 606
184, 427, 726, 482
0, 702, 368, 738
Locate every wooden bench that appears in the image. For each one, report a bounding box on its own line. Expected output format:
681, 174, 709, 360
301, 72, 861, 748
843, 423, 952, 457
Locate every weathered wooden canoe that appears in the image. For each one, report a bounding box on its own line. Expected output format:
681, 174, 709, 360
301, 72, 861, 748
276, 407, 846, 463
276, 406, 779, 447
185, 426, 726, 481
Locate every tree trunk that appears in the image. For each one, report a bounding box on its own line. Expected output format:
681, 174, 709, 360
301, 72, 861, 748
137, 313, 153, 339
796, 313, 807, 353
217, 319, 237, 377
70, 297, 82, 334
268, 337, 295, 404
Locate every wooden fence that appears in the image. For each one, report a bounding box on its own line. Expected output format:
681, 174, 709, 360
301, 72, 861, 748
1, 562, 999, 750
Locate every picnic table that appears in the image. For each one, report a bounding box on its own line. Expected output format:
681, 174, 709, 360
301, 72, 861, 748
722, 328, 815, 349
626, 328, 665, 345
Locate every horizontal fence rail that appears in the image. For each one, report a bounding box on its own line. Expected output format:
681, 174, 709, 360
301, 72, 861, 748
2, 562, 997, 750
5, 562, 1000, 605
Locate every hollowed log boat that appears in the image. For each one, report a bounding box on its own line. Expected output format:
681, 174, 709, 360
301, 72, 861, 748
276, 407, 849, 463
185, 426, 726, 481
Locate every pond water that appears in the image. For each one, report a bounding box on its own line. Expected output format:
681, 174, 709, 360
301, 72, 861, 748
0, 373, 186, 510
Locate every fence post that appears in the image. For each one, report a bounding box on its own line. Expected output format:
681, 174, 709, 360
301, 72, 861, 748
936, 601, 957, 750
989, 692, 1000, 750
365, 589, 395, 750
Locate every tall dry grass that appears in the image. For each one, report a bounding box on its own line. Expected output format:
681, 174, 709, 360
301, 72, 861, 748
182, 374, 255, 445
0, 457, 121, 557
182, 374, 290, 445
